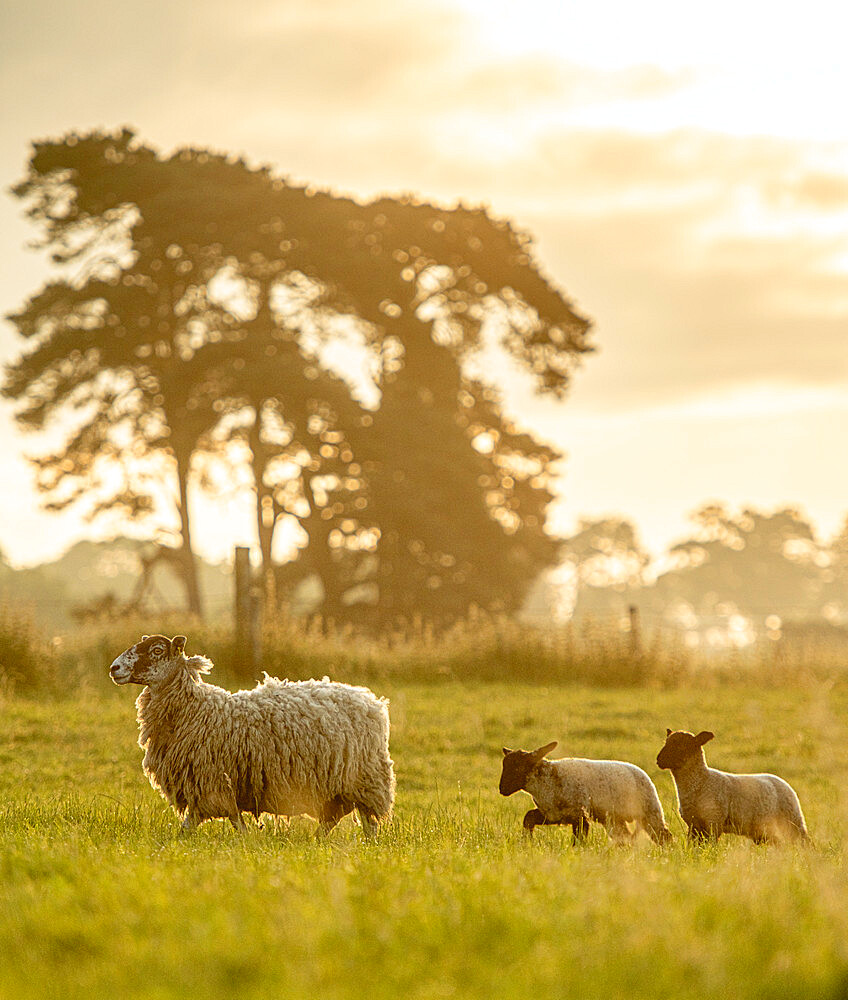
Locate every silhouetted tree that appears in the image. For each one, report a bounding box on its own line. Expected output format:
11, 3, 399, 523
652, 503, 823, 622
5, 128, 594, 628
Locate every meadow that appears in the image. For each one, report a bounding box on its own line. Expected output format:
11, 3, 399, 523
2, 625, 848, 1000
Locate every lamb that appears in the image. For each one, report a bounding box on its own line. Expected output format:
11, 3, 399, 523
499, 741, 671, 843
109, 633, 395, 836
656, 729, 809, 844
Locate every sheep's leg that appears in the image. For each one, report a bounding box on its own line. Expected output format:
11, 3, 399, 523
646, 819, 673, 845
522, 808, 548, 835
270, 815, 291, 835
522, 809, 587, 843
317, 796, 353, 836
180, 808, 202, 834
607, 816, 636, 843
228, 812, 247, 832
790, 823, 811, 843
688, 823, 719, 844
570, 815, 590, 842
355, 804, 380, 840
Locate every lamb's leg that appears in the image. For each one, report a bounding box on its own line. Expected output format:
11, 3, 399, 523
789, 823, 811, 844
522, 808, 548, 835
522, 809, 587, 843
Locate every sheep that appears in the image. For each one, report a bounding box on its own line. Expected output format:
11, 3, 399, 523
109, 633, 395, 836
499, 741, 671, 844
656, 729, 809, 844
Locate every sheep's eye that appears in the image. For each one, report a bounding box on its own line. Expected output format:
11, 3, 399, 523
151, 643, 166, 656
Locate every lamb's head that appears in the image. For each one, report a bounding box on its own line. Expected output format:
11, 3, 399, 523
656, 729, 714, 770
499, 741, 558, 796
110, 634, 187, 686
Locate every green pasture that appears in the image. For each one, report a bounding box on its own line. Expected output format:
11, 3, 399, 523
2, 680, 848, 999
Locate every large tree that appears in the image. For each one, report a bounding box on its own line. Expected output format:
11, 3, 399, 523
6, 128, 594, 627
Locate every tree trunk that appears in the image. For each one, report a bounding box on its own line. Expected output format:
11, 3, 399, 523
300, 475, 349, 622
174, 448, 203, 617
248, 414, 276, 617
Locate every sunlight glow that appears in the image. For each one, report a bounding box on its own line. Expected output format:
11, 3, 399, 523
449, 0, 848, 140
617, 384, 848, 424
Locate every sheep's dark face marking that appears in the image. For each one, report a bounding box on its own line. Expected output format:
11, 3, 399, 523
110, 634, 187, 686
499, 741, 558, 796
656, 729, 714, 770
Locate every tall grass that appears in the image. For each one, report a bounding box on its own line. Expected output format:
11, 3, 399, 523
3, 602, 847, 694
0, 602, 55, 693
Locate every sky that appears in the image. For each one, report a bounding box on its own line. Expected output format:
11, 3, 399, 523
1, 0, 847, 567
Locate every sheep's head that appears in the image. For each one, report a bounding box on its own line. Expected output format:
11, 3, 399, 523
499, 741, 558, 796
656, 729, 714, 770
110, 634, 187, 686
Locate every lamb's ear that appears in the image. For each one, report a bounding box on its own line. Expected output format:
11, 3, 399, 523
696, 731, 714, 745
142, 635, 149, 641
533, 741, 558, 761
502, 748, 512, 757
666, 728, 673, 736
171, 635, 187, 656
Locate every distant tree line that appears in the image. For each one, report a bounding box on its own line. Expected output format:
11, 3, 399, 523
2, 502, 845, 637
542, 504, 848, 632
4, 129, 593, 630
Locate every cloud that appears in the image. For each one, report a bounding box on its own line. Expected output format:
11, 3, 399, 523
521, 205, 848, 414
440, 60, 692, 116
160, 0, 469, 119
4, 0, 848, 420
166, 0, 692, 120
764, 172, 848, 212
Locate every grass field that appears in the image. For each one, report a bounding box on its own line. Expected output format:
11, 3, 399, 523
2, 676, 848, 999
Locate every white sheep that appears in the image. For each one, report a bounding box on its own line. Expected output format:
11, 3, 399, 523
499, 741, 671, 843
656, 729, 809, 844
109, 634, 395, 836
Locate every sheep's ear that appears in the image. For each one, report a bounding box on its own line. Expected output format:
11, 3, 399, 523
666, 728, 673, 736
171, 635, 187, 656
696, 731, 714, 745
502, 748, 512, 756
141, 635, 149, 641
533, 741, 558, 761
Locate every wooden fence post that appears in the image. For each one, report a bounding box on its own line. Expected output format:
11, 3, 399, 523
628, 604, 642, 657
